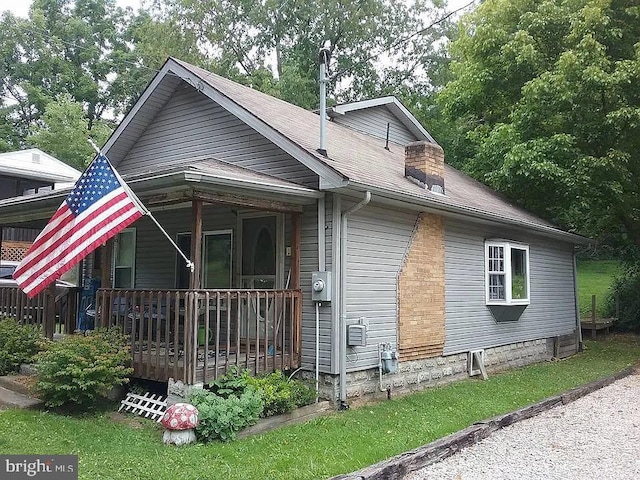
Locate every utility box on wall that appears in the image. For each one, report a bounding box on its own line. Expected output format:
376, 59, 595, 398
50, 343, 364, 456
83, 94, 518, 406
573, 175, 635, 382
311, 271, 332, 302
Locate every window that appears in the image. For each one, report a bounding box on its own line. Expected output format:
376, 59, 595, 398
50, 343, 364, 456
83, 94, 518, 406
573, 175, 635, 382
113, 228, 136, 288
485, 241, 530, 305
175, 231, 233, 289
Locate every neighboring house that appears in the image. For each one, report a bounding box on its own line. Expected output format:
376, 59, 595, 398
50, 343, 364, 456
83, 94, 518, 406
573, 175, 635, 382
0, 149, 81, 262
0, 58, 588, 405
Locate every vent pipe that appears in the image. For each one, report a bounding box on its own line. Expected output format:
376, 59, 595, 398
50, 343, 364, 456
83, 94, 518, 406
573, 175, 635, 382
318, 45, 331, 157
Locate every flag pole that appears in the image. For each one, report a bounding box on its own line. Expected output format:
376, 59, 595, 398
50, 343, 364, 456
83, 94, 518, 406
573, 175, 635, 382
87, 140, 194, 273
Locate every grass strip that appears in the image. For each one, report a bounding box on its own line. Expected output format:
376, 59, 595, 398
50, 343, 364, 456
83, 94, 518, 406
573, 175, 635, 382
577, 259, 620, 317
1, 336, 639, 480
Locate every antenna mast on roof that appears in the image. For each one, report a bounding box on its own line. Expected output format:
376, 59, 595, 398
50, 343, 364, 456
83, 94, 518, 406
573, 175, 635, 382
318, 42, 331, 157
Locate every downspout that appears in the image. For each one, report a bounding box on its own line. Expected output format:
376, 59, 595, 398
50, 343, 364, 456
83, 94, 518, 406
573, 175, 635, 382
339, 191, 371, 409
573, 250, 583, 352
315, 196, 326, 401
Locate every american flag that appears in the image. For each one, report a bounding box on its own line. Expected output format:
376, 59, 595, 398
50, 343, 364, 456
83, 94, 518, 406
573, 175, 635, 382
14, 155, 145, 297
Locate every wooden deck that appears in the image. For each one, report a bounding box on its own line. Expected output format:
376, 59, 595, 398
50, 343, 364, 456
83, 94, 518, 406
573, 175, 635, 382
581, 318, 616, 338
96, 288, 302, 384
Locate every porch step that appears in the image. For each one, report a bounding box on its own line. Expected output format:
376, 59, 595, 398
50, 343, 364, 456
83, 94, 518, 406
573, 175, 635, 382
0, 385, 42, 410
0, 374, 36, 396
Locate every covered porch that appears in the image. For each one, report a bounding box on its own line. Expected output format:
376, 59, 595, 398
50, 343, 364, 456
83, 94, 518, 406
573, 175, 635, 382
0, 161, 321, 385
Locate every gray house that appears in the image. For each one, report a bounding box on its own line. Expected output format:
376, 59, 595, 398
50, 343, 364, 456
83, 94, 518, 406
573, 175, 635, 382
0, 58, 587, 405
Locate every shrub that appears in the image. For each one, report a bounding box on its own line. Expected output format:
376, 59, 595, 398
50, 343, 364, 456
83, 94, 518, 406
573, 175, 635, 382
188, 387, 263, 442
607, 265, 640, 332
207, 366, 250, 399
246, 371, 316, 417
35, 329, 132, 409
0, 318, 43, 375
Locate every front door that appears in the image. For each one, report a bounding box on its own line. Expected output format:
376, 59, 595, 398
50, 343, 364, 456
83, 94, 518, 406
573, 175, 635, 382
238, 214, 284, 289
238, 214, 284, 341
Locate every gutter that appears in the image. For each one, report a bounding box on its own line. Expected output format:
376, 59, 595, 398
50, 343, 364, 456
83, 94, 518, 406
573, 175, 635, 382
339, 191, 371, 408
342, 181, 591, 246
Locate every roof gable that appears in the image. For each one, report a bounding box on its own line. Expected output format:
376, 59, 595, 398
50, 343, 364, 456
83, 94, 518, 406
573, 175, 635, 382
0, 149, 81, 184
328, 96, 436, 145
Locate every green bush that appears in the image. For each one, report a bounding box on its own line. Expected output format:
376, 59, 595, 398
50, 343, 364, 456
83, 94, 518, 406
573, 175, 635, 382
246, 371, 316, 417
35, 329, 132, 409
188, 387, 263, 442
607, 265, 640, 332
0, 318, 43, 375
207, 366, 250, 399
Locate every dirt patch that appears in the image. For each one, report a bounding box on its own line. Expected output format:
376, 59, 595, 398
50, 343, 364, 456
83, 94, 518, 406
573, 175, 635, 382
8, 375, 39, 397
107, 411, 150, 429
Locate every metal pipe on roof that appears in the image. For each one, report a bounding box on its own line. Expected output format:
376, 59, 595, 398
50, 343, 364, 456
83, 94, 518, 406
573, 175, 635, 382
339, 190, 371, 409
318, 46, 331, 157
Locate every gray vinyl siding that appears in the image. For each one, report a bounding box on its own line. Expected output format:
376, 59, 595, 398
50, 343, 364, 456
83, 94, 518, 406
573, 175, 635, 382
344, 203, 417, 371
331, 106, 418, 146
300, 201, 333, 373
118, 82, 318, 187
133, 205, 237, 289
444, 219, 577, 354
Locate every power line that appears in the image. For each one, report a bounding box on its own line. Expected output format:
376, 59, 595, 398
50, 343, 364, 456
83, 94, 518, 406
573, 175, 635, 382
330, 0, 478, 81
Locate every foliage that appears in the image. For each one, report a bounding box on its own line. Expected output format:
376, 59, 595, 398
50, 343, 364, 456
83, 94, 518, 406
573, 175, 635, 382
207, 366, 251, 399
0, 318, 43, 376
438, 0, 640, 253
35, 329, 132, 409
577, 259, 621, 317
27, 94, 112, 170
147, 0, 454, 108
2, 337, 640, 479
607, 264, 640, 332
246, 371, 316, 417
188, 387, 263, 442
0, 0, 141, 154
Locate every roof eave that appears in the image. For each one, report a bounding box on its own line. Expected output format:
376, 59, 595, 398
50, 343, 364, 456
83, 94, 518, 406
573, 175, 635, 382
338, 181, 591, 245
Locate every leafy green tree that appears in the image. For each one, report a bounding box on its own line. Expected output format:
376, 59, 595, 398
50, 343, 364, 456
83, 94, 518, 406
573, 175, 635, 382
439, 0, 640, 251
149, 0, 453, 108
28, 94, 112, 170
0, 0, 138, 153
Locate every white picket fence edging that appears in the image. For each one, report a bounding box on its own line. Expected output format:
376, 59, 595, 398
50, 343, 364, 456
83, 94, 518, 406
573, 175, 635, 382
119, 392, 167, 422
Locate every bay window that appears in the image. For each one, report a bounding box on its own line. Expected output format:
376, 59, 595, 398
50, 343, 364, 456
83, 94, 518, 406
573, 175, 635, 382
485, 241, 530, 305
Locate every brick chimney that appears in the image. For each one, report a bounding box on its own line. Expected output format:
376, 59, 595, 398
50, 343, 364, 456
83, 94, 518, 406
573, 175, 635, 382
404, 141, 445, 194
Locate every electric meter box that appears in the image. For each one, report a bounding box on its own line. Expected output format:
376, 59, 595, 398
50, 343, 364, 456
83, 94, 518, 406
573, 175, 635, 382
311, 271, 332, 302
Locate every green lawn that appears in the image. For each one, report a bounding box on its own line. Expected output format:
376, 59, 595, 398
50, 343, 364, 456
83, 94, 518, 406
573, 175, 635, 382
1, 336, 639, 480
577, 259, 621, 317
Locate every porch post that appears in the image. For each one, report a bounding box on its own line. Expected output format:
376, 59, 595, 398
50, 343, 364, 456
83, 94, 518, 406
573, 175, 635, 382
291, 213, 301, 289
44, 284, 56, 339
0, 225, 3, 261
291, 213, 302, 366
190, 200, 203, 290
101, 239, 113, 289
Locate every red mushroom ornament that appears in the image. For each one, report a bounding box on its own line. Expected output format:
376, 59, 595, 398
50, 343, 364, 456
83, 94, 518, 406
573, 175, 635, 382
161, 403, 199, 445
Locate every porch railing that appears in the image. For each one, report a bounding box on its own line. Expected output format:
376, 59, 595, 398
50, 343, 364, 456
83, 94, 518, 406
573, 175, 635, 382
0, 286, 80, 337
95, 289, 302, 384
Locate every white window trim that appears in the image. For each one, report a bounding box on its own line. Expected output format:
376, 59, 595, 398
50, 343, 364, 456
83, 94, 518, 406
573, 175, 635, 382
485, 241, 530, 306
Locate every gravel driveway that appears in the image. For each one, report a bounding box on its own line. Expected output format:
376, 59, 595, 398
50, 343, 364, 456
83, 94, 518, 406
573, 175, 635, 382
405, 373, 640, 480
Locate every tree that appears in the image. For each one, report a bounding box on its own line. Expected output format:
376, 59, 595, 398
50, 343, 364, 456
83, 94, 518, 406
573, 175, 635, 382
0, 0, 141, 153
28, 94, 112, 170
148, 0, 454, 108
438, 0, 640, 251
